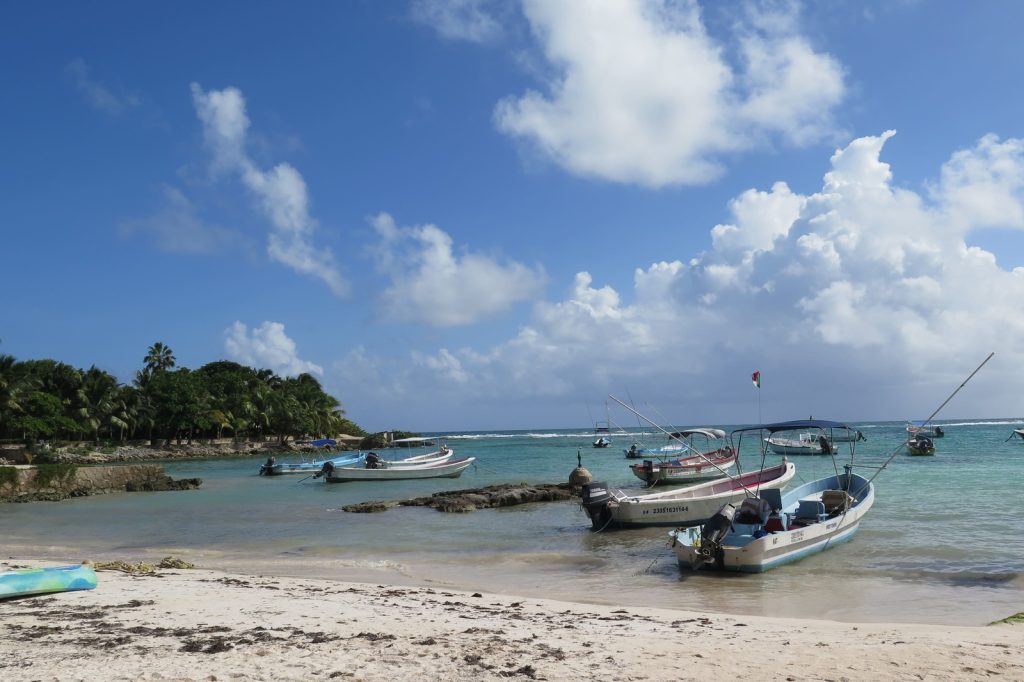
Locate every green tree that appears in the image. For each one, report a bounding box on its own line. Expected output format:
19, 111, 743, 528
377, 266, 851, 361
8, 391, 78, 441
144, 368, 205, 445
138, 342, 176, 388
75, 366, 123, 444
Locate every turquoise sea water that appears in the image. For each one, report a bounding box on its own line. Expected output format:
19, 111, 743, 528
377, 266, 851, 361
2, 419, 1022, 625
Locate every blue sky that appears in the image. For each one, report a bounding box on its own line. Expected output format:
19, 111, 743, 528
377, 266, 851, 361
3, 1, 1024, 431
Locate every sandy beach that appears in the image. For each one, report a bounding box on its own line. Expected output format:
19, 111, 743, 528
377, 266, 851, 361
1, 559, 1020, 682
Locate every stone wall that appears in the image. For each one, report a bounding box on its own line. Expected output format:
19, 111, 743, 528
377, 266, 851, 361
0, 464, 202, 503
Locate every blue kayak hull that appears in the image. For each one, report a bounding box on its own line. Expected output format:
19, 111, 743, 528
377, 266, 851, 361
0, 563, 98, 599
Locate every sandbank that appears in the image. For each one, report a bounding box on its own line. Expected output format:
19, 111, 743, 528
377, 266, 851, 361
1, 559, 1020, 681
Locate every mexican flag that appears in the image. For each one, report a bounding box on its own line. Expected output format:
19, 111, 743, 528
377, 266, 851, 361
751, 370, 761, 388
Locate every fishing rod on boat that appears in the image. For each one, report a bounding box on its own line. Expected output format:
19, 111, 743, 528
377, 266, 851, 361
852, 351, 994, 498
608, 395, 760, 495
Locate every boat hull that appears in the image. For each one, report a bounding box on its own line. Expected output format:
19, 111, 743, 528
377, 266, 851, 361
670, 472, 874, 572
608, 462, 796, 527
765, 436, 824, 456
624, 445, 690, 459
324, 457, 474, 482
262, 453, 366, 475
0, 563, 98, 599
629, 455, 737, 486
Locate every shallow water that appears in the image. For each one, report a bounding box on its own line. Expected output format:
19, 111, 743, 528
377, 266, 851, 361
2, 420, 1022, 625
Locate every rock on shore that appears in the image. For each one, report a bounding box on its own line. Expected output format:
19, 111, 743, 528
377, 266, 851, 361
342, 482, 576, 513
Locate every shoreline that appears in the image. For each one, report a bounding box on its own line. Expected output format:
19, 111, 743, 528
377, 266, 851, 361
0, 440, 348, 466
1, 558, 1020, 681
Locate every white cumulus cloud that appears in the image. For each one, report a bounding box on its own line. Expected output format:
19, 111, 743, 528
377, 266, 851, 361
368, 212, 546, 327
224, 321, 323, 377
493, 0, 846, 187
191, 84, 349, 297
347, 131, 1024, 425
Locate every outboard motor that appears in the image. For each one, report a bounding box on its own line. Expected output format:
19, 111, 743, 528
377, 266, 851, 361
698, 503, 737, 566
817, 435, 832, 455
364, 452, 381, 469
580, 480, 614, 531
258, 456, 276, 476
313, 460, 335, 479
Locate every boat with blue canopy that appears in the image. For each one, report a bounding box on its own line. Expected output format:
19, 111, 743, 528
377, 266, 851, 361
259, 451, 366, 476
669, 418, 874, 573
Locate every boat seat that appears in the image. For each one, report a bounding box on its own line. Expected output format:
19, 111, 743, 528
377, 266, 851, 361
763, 514, 786, 533
734, 497, 772, 525
795, 499, 827, 523
822, 490, 854, 516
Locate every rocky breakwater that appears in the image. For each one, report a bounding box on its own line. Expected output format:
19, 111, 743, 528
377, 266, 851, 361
342, 482, 576, 514
0, 463, 202, 503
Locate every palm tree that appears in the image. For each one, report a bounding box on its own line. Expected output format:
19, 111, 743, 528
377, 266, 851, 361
76, 366, 120, 444
0, 354, 26, 436
144, 342, 176, 375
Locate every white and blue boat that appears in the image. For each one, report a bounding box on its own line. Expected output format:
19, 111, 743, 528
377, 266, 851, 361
259, 451, 366, 476
906, 420, 944, 438
624, 433, 692, 459
669, 419, 874, 573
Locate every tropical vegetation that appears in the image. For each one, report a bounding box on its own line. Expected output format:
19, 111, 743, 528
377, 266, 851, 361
0, 343, 366, 447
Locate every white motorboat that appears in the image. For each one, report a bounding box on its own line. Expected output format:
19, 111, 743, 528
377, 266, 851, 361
906, 421, 944, 438
765, 432, 828, 455
668, 418, 874, 573
627, 428, 735, 486
669, 468, 874, 573
323, 456, 475, 482
581, 461, 796, 529
259, 451, 365, 476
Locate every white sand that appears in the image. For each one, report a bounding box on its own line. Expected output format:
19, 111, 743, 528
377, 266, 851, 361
1, 560, 1021, 681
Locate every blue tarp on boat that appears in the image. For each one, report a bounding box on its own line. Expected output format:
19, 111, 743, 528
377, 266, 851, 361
298, 439, 337, 447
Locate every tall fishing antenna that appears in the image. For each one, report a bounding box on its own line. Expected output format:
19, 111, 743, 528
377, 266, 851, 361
855, 352, 994, 494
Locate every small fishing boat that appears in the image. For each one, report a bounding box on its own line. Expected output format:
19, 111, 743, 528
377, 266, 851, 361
312, 447, 455, 479
0, 562, 98, 599
765, 432, 828, 455
906, 434, 935, 456
624, 434, 691, 459
627, 428, 736, 486
323, 456, 475, 482
669, 466, 874, 573
581, 461, 796, 529
1012, 428, 1024, 441
668, 418, 873, 572
629, 450, 737, 486
259, 451, 366, 476
906, 421, 944, 438
593, 436, 612, 448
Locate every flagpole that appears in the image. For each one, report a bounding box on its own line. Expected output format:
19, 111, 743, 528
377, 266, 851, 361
752, 370, 762, 425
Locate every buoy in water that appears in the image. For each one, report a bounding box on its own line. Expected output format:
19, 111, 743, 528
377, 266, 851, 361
569, 450, 592, 490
